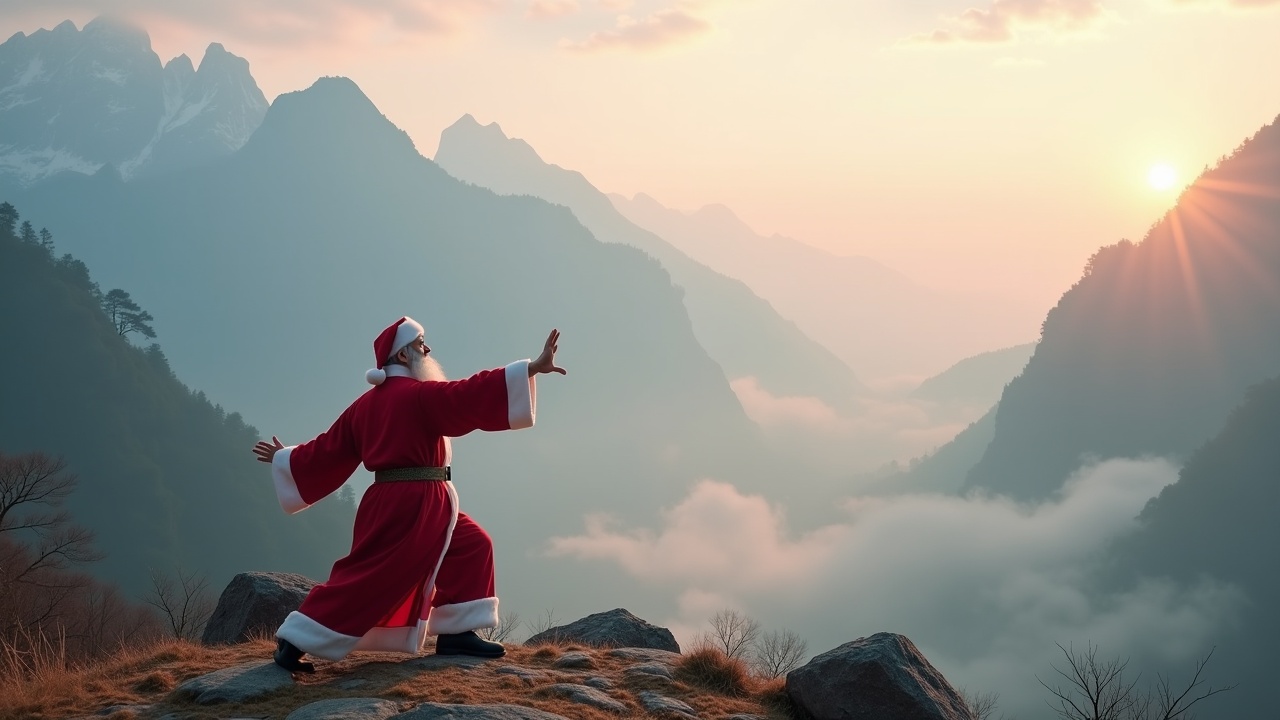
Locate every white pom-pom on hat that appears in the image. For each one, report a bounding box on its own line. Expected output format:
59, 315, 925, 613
366, 368, 387, 385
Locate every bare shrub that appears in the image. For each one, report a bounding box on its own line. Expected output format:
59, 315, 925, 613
704, 609, 761, 661
751, 628, 808, 679
478, 610, 522, 643
1038, 642, 1234, 720
144, 567, 214, 641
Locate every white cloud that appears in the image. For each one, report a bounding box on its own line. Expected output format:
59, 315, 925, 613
1166, 0, 1280, 8
562, 7, 711, 52
905, 0, 1108, 45
549, 458, 1245, 717
0, 0, 502, 46
526, 0, 579, 20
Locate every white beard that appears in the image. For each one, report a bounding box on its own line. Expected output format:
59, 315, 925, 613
407, 351, 447, 382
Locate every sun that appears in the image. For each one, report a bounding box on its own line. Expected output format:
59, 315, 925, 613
1148, 163, 1178, 191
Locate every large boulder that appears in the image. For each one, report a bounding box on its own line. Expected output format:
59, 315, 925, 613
786, 632, 974, 720
201, 571, 317, 645
524, 608, 680, 652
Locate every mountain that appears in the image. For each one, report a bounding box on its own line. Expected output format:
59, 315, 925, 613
910, 342, 1036, 408
959, 114, 1280, 500
10, 75, 798, 622
0, 211, 356, 595
609, 192, 1041, 382
434, 115, 864, 415
0, 18, 266, 190
1101, 375, 1280, 718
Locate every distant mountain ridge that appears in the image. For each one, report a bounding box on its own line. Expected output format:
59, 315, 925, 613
0, 17, 266, 189
434, 114, 864, 415
609, 192, 1041, 381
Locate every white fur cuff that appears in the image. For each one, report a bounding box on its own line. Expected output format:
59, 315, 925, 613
271, 447, 310, 514
276, 611, 361, 660
504, 361, 536, 430
427, 597, 500, 635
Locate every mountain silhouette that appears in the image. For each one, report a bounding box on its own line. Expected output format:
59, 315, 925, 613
435, 114, 864, 415
960, 114, 1280, 500
610, 192, 1041, 381
0, 18, 266, 191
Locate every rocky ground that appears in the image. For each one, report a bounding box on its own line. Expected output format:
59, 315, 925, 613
44, 639, 789, 720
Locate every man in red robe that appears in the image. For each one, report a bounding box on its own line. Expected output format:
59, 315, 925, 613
252, 317, 565, 671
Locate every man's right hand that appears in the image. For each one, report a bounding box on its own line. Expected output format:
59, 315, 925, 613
253, 436, 284, 463
529, 329, 566, 377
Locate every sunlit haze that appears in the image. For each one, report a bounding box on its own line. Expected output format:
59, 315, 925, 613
4, 1, 1279, 312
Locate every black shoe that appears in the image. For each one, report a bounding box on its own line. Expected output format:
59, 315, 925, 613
435, 631, 506, 658
274, 638, 316, 673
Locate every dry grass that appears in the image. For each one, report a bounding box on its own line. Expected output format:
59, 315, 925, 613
675, 646, 754, 697
1, 636, 801, 720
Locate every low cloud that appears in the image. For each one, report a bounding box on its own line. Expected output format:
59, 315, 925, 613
0, 0, 502, 46
562, 7, 711, 52
526, 0, 579, 20
728, 376, 981, 473
905, 0, 1107, 45
549, 458, 1245, 717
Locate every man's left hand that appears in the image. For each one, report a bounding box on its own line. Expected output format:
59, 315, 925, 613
253, 436, 284, 463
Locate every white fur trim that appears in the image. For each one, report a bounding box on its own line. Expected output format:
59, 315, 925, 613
354, 619, 430, 655
504, 360, 536, 430
366, 368, 387, 385
276, 610, 362, 660
427, 597, 500, 635
384, 364, 414, 379
271, 447, 310, 514
390, 317, 425, 359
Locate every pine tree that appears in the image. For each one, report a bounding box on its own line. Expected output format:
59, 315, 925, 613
102, 288, 158, 340
0, 202, 16, 236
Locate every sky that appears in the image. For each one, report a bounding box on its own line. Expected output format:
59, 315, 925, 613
4, 0, 1280, 309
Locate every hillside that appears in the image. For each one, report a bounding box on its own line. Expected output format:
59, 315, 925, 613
0, 210, 355, 595
1102, 375, 1280, 718
961, 114, 1280, 500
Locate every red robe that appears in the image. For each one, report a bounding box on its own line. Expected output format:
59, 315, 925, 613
270, 361, 535, 660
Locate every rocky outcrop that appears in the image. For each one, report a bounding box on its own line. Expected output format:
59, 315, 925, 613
524, 608, 680, 652
201, 571, 317, 645
171, 661, 295, 705
786, 632, 974, 720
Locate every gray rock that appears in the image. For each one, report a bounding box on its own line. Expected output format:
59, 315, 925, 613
636, 691, 698, 718
407, 654, 491, 670
538, 683, 628, 713
552, 651, 595, 669
524, 609, 680, 652
391, 703, 569, 719
785, 632, 975, 720
726, 715, 765, 720
584, 676, 614, 689
336, 678, 370, 690
201, 571, 317, 645
286, 698, 403, 720
607, 647, 681, 665
171, 661, 294, 705
496, 665, 547, 685
624, 662, 674, 680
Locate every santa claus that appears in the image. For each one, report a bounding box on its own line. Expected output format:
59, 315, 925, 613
251, 317, 565, 672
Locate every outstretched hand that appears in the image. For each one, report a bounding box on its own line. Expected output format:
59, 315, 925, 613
529, 329, 566, 377
253, 436, 284, 464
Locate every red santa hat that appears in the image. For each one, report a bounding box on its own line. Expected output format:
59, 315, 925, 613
366, 316, 426, 385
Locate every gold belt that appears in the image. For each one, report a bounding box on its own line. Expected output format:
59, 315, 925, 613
373, 466, 451, 482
